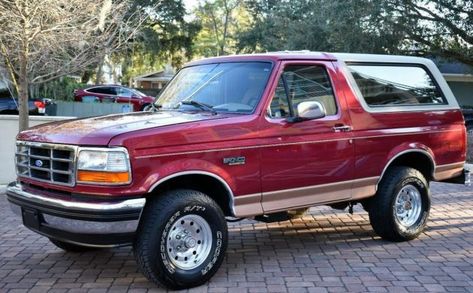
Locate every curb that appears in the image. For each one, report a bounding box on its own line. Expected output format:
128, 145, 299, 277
0, 185, 6, 195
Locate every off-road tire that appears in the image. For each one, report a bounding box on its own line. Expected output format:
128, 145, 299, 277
134, 189, 228, 290
50, 239, 97, 252
368, 166, 430, 242
141, 103, 152, 111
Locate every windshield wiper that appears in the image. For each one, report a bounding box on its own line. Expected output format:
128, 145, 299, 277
180, 100, 217, 115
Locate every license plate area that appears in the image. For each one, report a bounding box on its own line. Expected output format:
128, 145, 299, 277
21, 208, 43, 231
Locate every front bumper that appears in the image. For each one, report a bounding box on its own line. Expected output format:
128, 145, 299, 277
6, 182, 146, 247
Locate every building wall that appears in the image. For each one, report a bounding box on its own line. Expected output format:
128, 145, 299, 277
139, 81, 152, 89
447, 81, 473, 107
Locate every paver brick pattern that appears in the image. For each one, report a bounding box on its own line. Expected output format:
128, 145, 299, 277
0, 182, 472, 292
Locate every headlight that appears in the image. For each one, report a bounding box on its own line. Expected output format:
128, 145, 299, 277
76, 148, 131, 185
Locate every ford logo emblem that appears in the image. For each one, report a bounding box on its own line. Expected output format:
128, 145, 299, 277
35, 160, 43, 167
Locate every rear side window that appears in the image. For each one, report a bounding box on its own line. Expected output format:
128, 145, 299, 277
347, 64, 446, 107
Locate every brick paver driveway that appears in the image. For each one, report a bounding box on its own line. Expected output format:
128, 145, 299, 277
0, 182, 472, 293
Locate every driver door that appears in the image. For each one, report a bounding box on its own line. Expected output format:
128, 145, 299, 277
259, 61, 354, 213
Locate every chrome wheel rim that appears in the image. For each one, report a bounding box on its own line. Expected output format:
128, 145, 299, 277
166, 214, 212, 270
394, 184, 422, 227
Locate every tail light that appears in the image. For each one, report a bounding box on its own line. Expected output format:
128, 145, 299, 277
34, 101, 46, 113
34, 101, 45, 108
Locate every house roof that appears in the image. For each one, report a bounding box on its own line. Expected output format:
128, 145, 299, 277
134, 65, 175, 82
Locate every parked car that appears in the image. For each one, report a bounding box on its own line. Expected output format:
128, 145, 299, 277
74, 85, 155, 111
7, 52, 468, 289
0, 88, 49, 115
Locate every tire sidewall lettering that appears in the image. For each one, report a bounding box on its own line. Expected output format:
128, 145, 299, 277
160, 210, 181, 274
201, 230, 223, 276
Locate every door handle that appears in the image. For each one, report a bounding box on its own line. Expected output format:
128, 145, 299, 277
333, 124, 352, 132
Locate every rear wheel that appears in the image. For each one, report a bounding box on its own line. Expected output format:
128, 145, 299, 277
368, 166, 430, 241
134, 189, 228, 289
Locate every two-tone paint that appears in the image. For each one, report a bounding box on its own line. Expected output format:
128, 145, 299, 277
16, 52, 466, 219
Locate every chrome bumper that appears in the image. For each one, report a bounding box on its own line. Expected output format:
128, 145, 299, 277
6, 182, 146, 247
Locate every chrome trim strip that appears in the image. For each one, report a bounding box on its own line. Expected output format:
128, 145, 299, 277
435, 161, 465, 169
135, 129, 461, 159
377, 149, 435, 189
147, 171, 236, 216
434, 161, 465, 181
7, 183, 146, 212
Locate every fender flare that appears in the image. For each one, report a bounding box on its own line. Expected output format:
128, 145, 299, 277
377, 148, 436, 190
147, 170, 236, 216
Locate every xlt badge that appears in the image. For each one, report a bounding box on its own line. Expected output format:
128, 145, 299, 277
223, 156, 246, 166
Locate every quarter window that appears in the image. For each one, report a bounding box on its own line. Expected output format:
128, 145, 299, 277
347, 64, 446, 106
268, 65, 337, 118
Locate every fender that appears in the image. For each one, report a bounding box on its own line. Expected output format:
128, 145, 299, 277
144, 159, 237, 214
378, 143, 436, 189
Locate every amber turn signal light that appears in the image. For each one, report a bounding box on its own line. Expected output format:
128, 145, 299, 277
77, 170, 130, 184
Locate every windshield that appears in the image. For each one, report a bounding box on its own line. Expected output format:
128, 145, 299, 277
156, 62, 272, 113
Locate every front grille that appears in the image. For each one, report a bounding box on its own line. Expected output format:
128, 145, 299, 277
15, 141, 77, 186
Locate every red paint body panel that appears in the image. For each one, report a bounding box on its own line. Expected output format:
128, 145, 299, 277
17, 54, 466, 206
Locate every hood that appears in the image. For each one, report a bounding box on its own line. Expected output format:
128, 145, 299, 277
18, 111, 225, 145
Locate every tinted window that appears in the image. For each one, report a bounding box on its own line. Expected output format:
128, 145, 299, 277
269, 65, 337, 118
116, 87, 133, 97
87, 87, 116, 95
0, 88, 11, 99
348, 64, 446, 106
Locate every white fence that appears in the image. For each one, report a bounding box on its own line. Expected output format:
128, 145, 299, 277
0, 115, 72, 184
52, 101, 132, 117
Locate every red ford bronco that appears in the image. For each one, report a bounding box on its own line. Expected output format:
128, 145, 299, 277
7, 52, 468, 289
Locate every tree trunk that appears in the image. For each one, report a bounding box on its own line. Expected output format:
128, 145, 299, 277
95, 55, 105, 84
18, 53, 29, 132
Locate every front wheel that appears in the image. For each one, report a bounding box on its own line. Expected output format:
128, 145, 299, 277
134, 189, 228, 289
368, 166, 430, 242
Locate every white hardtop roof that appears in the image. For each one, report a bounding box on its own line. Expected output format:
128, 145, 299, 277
332, 52, 433, 65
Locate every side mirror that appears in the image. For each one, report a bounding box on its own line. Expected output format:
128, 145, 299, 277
287, 101, 326, 123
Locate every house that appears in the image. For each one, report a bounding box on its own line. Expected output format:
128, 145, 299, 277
133, 65, 175, 90
432, 58, 473, 108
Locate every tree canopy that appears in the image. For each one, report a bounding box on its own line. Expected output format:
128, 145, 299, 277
376, 0, 473, 66
2, 0, 473, 132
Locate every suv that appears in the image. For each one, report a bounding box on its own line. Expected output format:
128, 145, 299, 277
7, 52, 468, 289
74, 85, 155, 111
0, 88, 48, 115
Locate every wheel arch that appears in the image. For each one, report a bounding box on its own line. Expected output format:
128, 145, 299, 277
147, 171, 235, 217
378, 148, 435, 189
